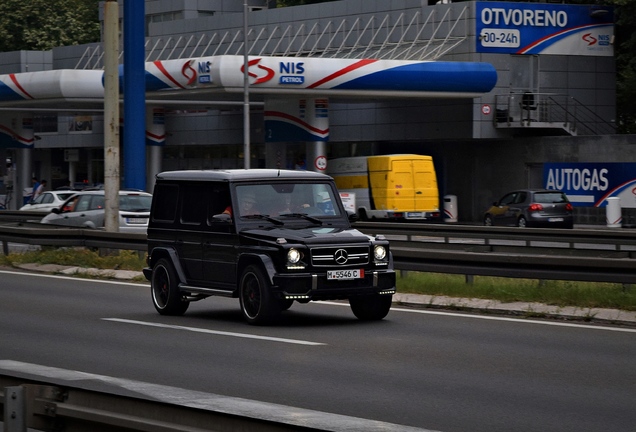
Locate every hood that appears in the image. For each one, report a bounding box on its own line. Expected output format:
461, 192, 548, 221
241, 226, 371, 245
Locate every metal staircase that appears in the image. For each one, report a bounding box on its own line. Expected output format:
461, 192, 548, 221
494, 93, 616, 136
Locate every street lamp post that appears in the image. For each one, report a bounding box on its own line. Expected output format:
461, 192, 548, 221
243, 1, 250, 169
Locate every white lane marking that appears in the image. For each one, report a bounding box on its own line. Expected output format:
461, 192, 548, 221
102, 318, 325, 345
0, 269, 147, 287
321, 301, 636, 334
4, 269, 634, 334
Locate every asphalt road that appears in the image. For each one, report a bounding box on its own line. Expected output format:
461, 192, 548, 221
1, 269, 635, 432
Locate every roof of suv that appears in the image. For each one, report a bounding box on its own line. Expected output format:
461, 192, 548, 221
155, 169, 331, 182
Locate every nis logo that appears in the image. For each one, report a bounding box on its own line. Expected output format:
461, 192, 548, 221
235, 59, 305, 85
582, 33, 611, 47
198, 61, 212, 84
279, 62, 305, 85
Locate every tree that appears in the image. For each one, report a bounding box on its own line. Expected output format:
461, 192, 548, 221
610, 0, 636, 133
0, 0, 101, 52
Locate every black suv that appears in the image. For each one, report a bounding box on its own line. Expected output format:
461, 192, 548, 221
144, 169, 396, 325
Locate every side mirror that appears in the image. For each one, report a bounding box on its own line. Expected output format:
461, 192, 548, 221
51, 208, 60, 214
347, 211, 359, 223
212, 213, 232, 223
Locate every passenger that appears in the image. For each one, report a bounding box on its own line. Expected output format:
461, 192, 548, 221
273, 194, 293, 215
239, 191, 258, 216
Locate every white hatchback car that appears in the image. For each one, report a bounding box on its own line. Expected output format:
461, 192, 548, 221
41, 190, 152, 233
19, 191, 77, 213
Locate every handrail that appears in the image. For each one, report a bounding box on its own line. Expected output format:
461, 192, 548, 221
494, 92, 616, 135
1, 216, 635, 284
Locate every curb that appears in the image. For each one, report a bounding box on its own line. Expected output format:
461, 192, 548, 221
393, 293, 636, 328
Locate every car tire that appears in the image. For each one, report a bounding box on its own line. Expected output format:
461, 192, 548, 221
349, 295, 392, 321
151, 258, 189, 316
239, 264, 280, 325
484, 215, 493, 226
517, 216, 527, 228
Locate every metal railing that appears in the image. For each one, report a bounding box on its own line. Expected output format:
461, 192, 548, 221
1, 212, 636, 284
494, 92, 617, 135
75, 5, 469, 69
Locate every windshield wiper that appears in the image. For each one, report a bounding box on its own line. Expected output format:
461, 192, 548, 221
242, 214, 284, 225
279, 212, 323, 225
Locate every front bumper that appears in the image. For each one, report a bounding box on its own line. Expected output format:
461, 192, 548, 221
272, 269, 396, 301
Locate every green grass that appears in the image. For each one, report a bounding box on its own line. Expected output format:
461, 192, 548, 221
1, 248, 634, 311
0, 247, 146, 272
397, 271, 636, 312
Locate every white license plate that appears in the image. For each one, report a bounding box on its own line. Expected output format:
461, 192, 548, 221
406, 212, 423, 218
548, 218, 564, 222
327, 269, 364, 280
126, 217, 148, 224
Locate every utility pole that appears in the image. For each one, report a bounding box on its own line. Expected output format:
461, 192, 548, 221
103, 0, 120, 232
243, 0, 250, 169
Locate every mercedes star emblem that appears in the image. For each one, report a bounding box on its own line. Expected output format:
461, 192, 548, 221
334, 249, 348, 264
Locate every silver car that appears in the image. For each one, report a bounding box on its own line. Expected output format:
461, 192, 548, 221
41, 190, 152, 233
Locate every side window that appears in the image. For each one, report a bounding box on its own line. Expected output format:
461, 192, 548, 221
515, 192, 526, 204
75, 195, 92, 212
152, 184, 179, 222
62, 196, 79, 212
207, 183, 232, 221
43, 194, 53, 204
91, 196, 105, 210
180, 184, 207, 225
207, 183, 234, 232
499, 193, 516, 206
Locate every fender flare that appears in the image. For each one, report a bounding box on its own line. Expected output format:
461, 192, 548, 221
149, 247, 188, 284
238, 253, 277, 285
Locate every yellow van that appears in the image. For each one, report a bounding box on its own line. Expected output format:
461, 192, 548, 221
327, 154, 440, 221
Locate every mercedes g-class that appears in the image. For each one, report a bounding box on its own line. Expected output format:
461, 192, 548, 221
143, 169, 395, 325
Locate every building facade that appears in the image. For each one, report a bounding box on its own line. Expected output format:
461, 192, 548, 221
0, 0, 628, 223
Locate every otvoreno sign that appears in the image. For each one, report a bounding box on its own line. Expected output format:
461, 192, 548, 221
476, 1, 614, 56
543, 163, 636, 208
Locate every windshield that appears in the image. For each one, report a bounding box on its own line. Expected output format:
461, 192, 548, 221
534, 192, 569, 204
120, 194, 153, 211
236, 183, 341, 219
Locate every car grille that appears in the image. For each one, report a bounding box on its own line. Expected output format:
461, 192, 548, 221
310, 245, 369, 267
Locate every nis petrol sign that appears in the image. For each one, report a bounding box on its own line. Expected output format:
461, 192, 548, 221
476, 1, 614, 56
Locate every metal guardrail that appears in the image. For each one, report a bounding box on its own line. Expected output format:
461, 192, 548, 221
0, 222, 146, 256
2, 372, 380, 432
354, 222, 636, 284
1, 211, 635, 284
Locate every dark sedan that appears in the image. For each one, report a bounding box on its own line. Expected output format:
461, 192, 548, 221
484, 189, 573, 228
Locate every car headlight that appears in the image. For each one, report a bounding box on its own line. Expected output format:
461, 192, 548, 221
374, 245, 387, 261
287, 248, 301, 264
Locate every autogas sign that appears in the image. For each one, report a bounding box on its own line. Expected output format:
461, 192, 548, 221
543, 163, 636, 208
476, 1, 614, 56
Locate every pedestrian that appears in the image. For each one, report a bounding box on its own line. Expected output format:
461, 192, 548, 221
30, 177, 40, 203
34, 179, 47, 200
